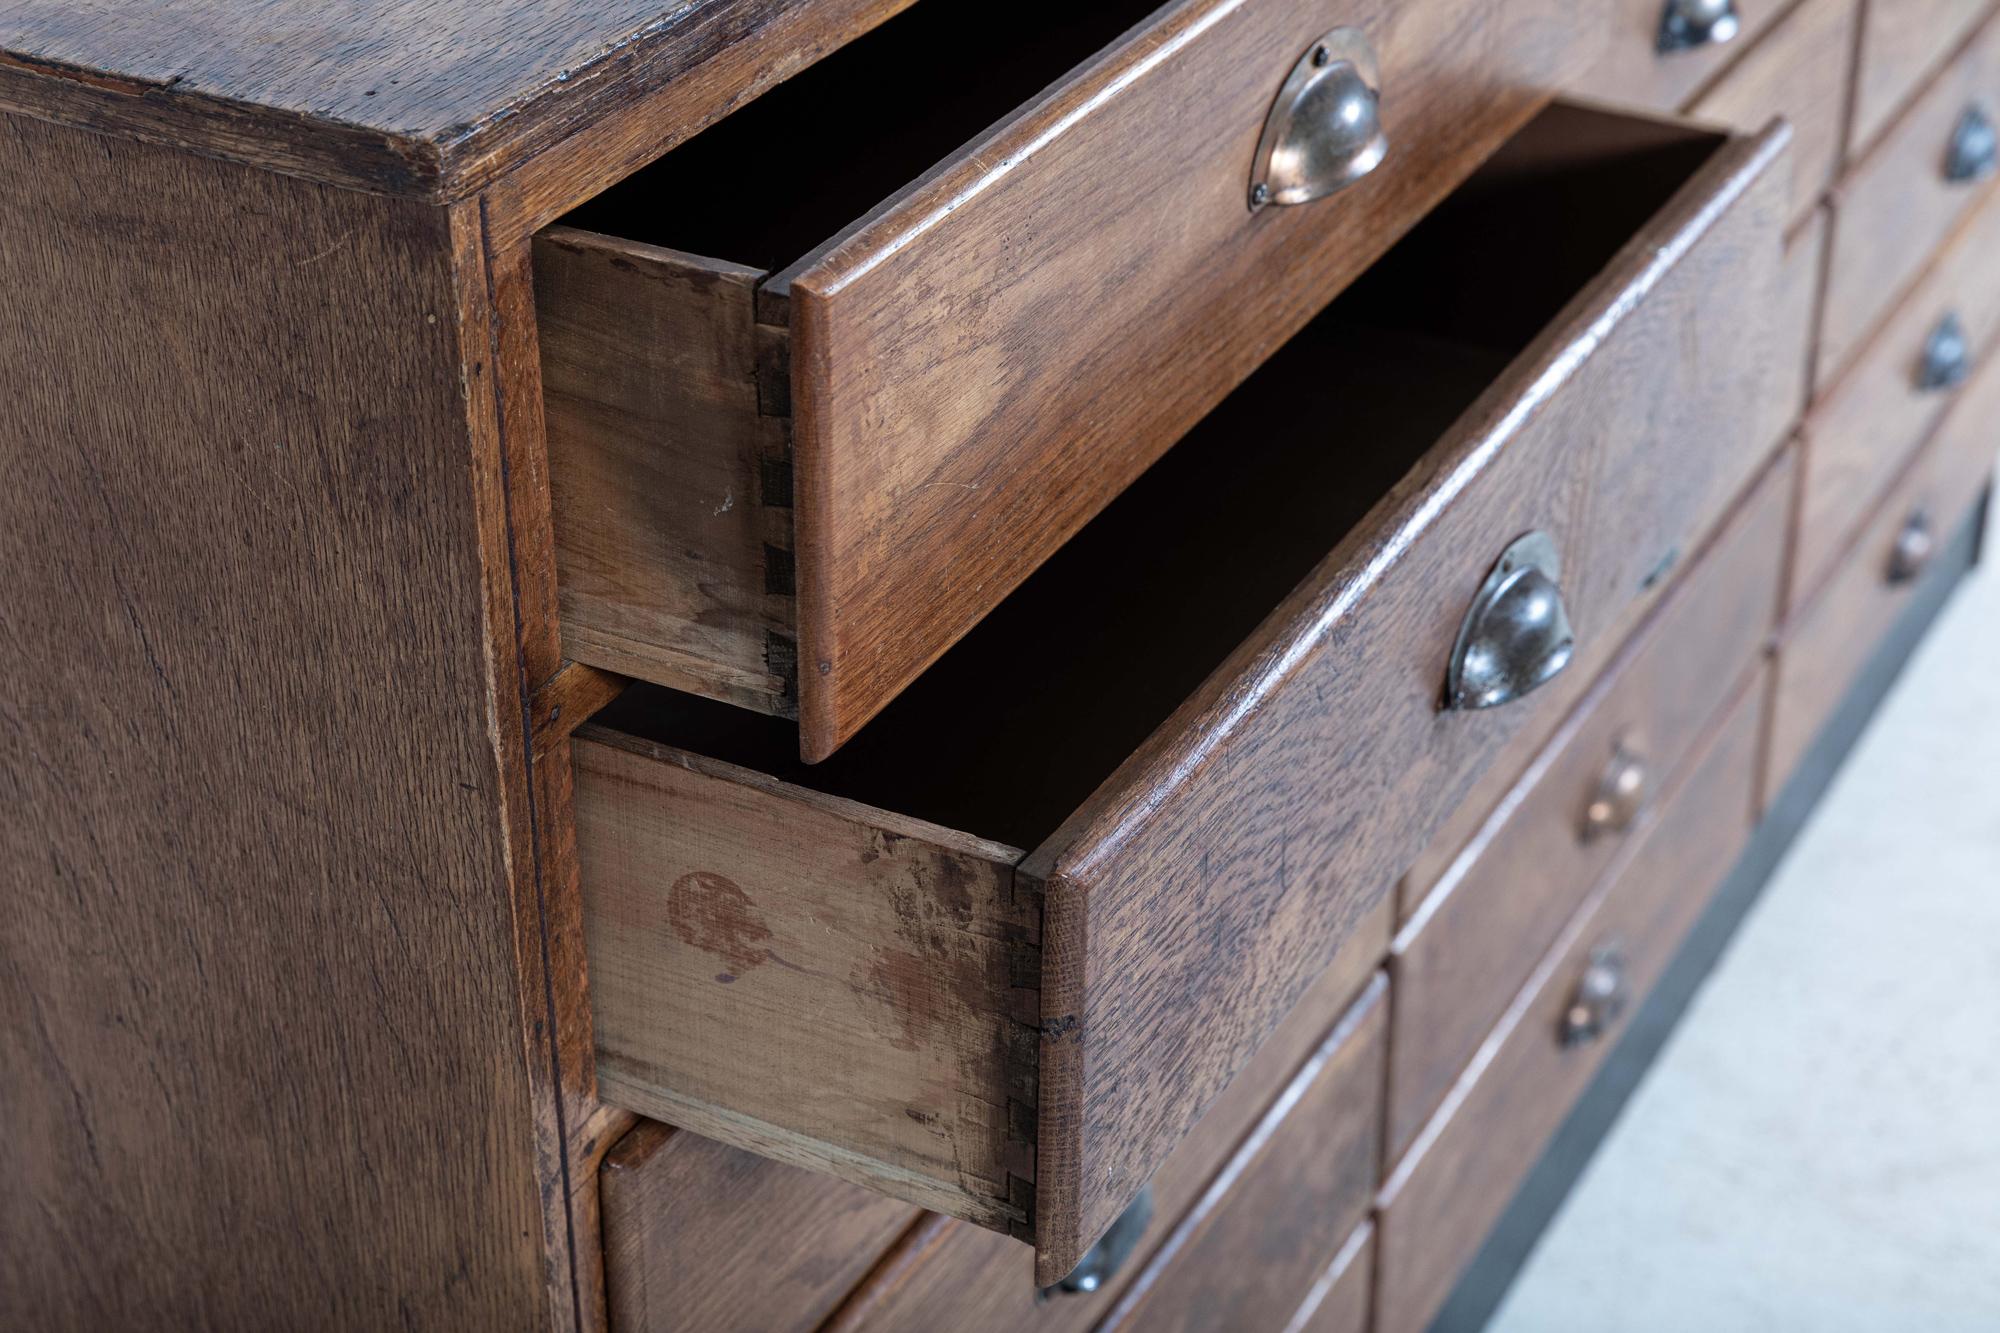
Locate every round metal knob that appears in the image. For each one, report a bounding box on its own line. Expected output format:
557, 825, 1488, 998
1249, 28, 1388, 211
1560, 945, 1630, 1048
1446, 531, 1576, 712
1888, 509, 1935, 585
1047, 1185, 1153, 1296
1946, 103, 1998, 183
1658, 0, 1742, 52
1919, 311, 1973, 390
1582, 741, 1649, 841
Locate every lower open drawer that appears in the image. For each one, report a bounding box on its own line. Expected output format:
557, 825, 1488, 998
571, 102, 1790, 1284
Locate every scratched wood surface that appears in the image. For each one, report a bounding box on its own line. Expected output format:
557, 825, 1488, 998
1387, 449, 1790, 1165
786, 0, 1596, 757
0, 0, 919, 199
0, 112, 560, 1329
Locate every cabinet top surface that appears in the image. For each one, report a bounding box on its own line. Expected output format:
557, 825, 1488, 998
0, 0, 901, 198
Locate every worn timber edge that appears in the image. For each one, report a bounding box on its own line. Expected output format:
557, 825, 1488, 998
0, 0, 917, 203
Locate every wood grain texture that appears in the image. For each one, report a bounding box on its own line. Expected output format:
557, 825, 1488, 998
1798, 176, 2000, 605
1025, 116, 1790, 1283
0, 0, 917, 199
786, 0, 1598, 758
1375, 673, 1767, 1333
1850, 0, 1997, 154
1386, 446, 1790, 1165
574, 730, 1039, 1235
1774, 206, 1832, 438
1565, 0, 1791, 113
1821, 5, 2000, 383
1097, 978, 1385, 1333
536, 228, 796, 715
0, 112, 558, 1328
600, 1121, 918, 1333
1772, 348, 2000, 793
1688, 0, 1859, 228
823, 930, 1388, 1333
1286, 1223, 1374, 1333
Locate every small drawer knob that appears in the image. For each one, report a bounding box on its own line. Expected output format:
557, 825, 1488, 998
1446, 531, 1576, 712
1946, 103, 1999, 183
1583, 741, 1649, 841
1918, 311, 1973, 391
1888, 509, 1935, 585
1657, 0, 1742, 53
1047, 1185, 1154, 1297
1560, 945, 1630, 1048
1249, 28, 1387, 211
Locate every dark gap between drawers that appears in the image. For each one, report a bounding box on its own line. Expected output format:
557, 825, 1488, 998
557, 0, 1168, 273
597, 107, 1725, 850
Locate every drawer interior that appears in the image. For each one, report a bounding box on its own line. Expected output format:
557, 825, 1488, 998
594, 103, 1725, 852
560, 0, 1168, 284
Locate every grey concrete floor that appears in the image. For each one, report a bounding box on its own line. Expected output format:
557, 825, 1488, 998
1488, 506, 2000, 1332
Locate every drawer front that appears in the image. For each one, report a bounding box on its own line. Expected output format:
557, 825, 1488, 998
600, 1122, 918, 1333
1286, 1224, 1374, 1333
1096, 980, 1384, 1333
826, 942, 1389, 1333
1821, 6, 2000, 383
1397, 200, 1815, 924
573, 109, 1789, 1286
1568, 0, 1788, 112
1386, 445, 1790, 1164
1375, 674, 1767, 1333
1852, 0, 1996, 154
1798, 179, 2000, 605
1772, 353, 2000, 795
1687, 0, 1859, 228
784, 0, 1598, 757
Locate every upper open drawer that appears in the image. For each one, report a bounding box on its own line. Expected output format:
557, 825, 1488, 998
533, 0, 1604, 760
571, 104, 1789, 1285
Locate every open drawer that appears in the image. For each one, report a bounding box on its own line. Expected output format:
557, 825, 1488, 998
572, 104, 1790, 1285
533, 0, 1602, 760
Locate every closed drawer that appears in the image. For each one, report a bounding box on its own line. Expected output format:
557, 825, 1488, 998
1851, 0, 1996, 154
1821, 6, 2000, 384
1375, 673, 1767, 1333
1097, 978, 1385, 1333
535, 0, 1602, 760
1772, 352, 2000, 795
599, 1122, 917, 1333
1385, 444, 1790, 1165
1797, 178, 2000, 605
1687, 0, 1860, 228
822, 920, 1389, 1333
571, 104, 1788, 1285
1569, 0, 1787, 112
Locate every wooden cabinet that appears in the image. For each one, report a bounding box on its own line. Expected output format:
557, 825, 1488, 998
571, 102, 1788, 1283
3, 3, 1989, 1329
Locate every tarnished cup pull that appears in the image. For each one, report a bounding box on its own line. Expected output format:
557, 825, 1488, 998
1249, 28, 1387, 211
1446, 532, 1576, 712
1560, 945, 1630, 1048
1657, 0, 1742, 53
1946, 103, 1999, 183
1583, 741, 1649, 841
1919, 311, 1972, 391
1888, 509, 1935, 584
1045, 1186, 1154, 1297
